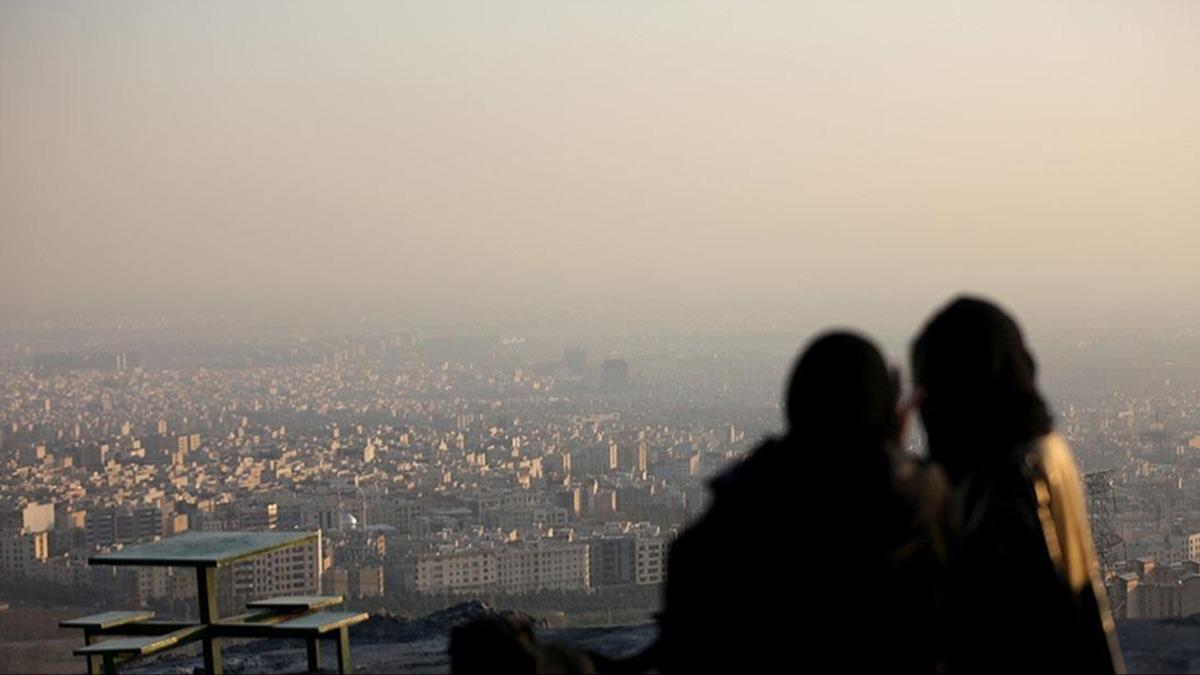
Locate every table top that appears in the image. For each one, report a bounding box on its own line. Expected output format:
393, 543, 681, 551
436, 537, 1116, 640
89, 531, 319, 568
60, 610, 155, 629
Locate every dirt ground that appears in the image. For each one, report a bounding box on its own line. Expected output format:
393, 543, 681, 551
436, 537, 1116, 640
0, 607, 89, 674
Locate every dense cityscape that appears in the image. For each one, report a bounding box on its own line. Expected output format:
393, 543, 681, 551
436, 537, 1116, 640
5, 1, 1200, 672
1, 316, 1198, 638
0, 318, 785, 639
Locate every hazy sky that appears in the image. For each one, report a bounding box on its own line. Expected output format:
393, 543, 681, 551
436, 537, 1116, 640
2, 1, 1198, 330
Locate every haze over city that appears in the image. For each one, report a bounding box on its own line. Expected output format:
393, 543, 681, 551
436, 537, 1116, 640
2, 3, 1200, 674
3, 1, 1199, 335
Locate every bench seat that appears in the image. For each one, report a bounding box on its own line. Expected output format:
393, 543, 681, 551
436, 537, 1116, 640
75, 635, 177, 657
75, 625, 204, 656
272, 611, 368, 634
271, 611, 367, 674
246, 595, 343, 612
74, 625, 206, 674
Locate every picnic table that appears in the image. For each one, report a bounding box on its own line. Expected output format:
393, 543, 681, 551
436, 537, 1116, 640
60, 531, 367, 675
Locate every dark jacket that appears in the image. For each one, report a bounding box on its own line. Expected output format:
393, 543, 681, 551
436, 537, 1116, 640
656, 436, 947, 673
943, 433, 1123, 674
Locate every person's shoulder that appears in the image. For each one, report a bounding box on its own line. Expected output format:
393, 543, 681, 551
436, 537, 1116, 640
893, 451, 950, 511
707, 436, 788, 497
890, 452, 951, 554
1021, 432, 1082, 485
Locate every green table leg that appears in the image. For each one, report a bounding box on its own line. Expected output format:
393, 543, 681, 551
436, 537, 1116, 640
306, 638, 321, 672
336, 626, 351, 675
196, 566, 223, 675
83, 630, 99, 675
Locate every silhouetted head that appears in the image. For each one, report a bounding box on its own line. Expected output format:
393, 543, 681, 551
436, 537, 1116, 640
911, 296, 1053, 481
449, 617, 538, 674
786, 331, 900, 446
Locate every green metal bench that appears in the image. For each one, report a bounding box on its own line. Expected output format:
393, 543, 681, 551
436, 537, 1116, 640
84, 530, 324, 675
62, 606, 368, 674
60, 611, 156, 675
60, 610, 157, 631
269, 611, 368, 674
211, 600, 362, 673
73, 625, 206, 675
246, 595, 344, 612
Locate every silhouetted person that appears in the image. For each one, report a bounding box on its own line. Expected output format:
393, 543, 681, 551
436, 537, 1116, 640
912, 297, 1123, 674
450, 616, 540, 674
657, 332, 947, 673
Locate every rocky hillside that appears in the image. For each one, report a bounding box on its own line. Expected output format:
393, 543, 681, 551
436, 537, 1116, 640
123, 603, 1197, 674
127, 601, 656, 674
1118, 616, 1200, 674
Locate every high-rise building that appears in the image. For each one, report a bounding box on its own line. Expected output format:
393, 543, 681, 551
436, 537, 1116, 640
577, 441, 618, 476
412, 541, 591, 595
85, 505, 169, 547
589, 535, 637, 588
600, 359, 630, 392
0, 502, 55, 533
0, 530, 49, 575
17, 445, 46, 466
635, 536, 666, 585
564, 347, 588, 373
620, 440, 648, 473
413, 549, 498, 594
74, 443, 109, 470
323, 564, 384, 598
222, 534, 322, 612
496, 541, 590, 594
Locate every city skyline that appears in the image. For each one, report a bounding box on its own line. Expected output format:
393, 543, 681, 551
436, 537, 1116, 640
2, 3, 1198, 672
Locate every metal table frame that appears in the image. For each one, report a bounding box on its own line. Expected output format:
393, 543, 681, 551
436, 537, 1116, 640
87, 531, 321, 675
